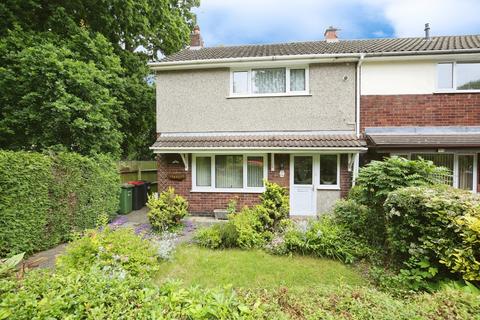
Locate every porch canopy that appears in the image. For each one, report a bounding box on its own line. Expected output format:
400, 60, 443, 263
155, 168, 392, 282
150, 132, 367, 153
365, 126, 480, 150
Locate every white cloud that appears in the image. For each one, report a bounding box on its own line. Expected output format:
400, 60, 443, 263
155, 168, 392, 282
195, 0, 480, 46
360, 0, 480, 37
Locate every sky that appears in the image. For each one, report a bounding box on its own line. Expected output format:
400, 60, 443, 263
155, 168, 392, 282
193, 0, 480, 46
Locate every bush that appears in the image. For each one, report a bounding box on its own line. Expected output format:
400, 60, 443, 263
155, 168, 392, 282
0, 270, 266, 319
56, 227, 160, 277
0, 150, 119, 257
147, 187, 188, 231
258, 181, 289, 230
384, 185, 480, 285
266, 216, 371, 263
333, 157, 449, 247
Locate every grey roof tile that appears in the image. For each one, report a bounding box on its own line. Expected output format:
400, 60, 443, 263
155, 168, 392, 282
158, 35, 480, 63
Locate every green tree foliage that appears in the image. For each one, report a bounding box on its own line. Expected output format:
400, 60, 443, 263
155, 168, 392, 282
0, 1, 199, 159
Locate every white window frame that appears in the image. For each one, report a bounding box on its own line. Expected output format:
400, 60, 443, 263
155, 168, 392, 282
391, 152, 478, 193
317, 154, 341, 190
435, 61, 480, 93
191, 154, 268, 193
229, 66, 310, 98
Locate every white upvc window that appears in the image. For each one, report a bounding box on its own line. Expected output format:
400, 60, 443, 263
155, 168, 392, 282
230, 66, 309, 97
192, 154, 268, 193
436, 62, 480, 92
392, 152, 478, 193
318, 154, 340, 189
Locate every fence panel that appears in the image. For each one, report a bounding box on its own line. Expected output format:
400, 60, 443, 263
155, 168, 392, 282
118, 161, 157, 193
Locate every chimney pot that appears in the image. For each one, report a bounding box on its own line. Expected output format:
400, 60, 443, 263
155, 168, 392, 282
324, 26, 339, 43
190, 25, 204, 49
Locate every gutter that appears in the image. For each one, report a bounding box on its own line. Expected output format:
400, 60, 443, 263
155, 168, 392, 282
149, 147, 368, 153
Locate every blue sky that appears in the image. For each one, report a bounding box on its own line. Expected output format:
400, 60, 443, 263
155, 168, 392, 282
194, 0, 480, 46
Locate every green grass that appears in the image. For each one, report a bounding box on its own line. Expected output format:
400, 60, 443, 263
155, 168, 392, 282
156, 245, 367, 290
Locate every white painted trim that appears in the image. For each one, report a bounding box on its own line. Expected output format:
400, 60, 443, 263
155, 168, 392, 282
229, 66, 309, 97
356, 54, 364, 137
180, 153, 189, 171
271, 153, 275, 172
290, 154, 317, 216
353, 153, 360, 186
191, 153, 268, 193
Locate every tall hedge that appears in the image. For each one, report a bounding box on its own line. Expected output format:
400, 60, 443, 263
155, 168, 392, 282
0, 151, 119, 257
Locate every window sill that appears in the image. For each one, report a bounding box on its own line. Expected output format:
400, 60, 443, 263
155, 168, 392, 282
434, 89, 480, 94
227, 93, 312, 99
190, 188, 265, 194
316, 186, 340, 191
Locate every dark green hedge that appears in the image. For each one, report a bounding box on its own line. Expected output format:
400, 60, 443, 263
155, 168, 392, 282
0, 151, 119, 257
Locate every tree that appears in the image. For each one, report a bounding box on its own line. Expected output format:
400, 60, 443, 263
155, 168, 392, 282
0, 28, 124, 157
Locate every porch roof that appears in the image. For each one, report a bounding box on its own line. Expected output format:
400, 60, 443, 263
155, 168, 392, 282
150, 132, 367, 152
366, 126, 480, 148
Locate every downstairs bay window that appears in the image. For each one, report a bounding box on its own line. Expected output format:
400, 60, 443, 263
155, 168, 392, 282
192, 154, 267, 192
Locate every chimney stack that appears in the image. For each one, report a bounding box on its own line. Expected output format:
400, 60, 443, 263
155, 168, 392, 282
324, 26, 339, 43
424, 23, 430, 40
190, 25, 204, 49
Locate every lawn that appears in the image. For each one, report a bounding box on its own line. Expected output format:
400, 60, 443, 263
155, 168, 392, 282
156, 245, 367, 290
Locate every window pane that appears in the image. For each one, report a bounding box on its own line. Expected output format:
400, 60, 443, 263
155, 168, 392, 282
320, 155, 338, 185
233, 71, 248, 94
195, 157, 211, 186
290, 69, 306, 91
458, 155, 474, 190
437, 63, 453, 89
411, 153, 454, 185
293, 156, 313, 185
457, 63, 480, 90
215, 155, 243, 188
252, 68, 286, 94
247, 156, 264, 187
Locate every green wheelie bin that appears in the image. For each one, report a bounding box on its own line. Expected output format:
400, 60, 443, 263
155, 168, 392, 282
119, 183, 133, 214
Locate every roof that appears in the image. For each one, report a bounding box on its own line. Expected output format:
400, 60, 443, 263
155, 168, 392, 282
151, 133, 366, 151
366, 126, 480, 148
160, 35, 480, 63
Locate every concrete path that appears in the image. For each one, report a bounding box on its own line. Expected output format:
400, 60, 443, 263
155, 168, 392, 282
25, 208, 219, 269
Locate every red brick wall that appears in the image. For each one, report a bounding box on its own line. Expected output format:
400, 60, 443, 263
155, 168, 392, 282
157, 153, 351, 214
361, 93, 480, 131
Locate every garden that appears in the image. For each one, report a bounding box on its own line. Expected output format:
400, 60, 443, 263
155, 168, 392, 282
1, 156, 480, 319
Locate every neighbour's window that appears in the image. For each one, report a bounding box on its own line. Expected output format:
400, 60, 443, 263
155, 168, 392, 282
193, 154, 266, 190
230, 67, 308, 96
458, 155, 474, 190
319, 155, 338, 186
437, 62, 480, 90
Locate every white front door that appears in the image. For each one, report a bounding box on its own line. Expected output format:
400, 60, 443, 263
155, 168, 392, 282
290, 155, 316, 216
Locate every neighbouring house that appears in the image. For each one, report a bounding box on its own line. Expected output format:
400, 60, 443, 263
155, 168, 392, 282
150, 25, 480, 217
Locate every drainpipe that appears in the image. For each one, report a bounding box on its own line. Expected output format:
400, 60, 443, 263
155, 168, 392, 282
353, 54, 365, 186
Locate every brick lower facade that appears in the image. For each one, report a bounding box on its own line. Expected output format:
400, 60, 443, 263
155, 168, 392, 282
360, 93, 480, 131
157, 153, 351, 214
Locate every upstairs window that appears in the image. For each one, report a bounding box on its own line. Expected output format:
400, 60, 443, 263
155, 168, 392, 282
231, 67, 308, 96
437, 62, 480, 91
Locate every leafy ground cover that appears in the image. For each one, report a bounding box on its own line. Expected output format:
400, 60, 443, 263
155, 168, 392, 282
155, 245, 366, 290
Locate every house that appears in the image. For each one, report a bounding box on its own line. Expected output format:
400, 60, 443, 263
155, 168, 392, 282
149, 25, 480, 216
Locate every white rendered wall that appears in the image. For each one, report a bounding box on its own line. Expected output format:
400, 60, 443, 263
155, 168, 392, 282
362, 61, 436, 95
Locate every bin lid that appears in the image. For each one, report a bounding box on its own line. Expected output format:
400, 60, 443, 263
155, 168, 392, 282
128, 180, 145, 186
121, 183, 134, 189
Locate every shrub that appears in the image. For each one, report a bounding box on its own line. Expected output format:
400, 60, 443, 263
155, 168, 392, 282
258, 181, 289, 230
56, 227, 160, 277
267, 216, 371, 263
147, 187, 188, 231
0, 151, 119, 257
231, 207, 270, 249
195, 225, 224, 249
334, 157, 449, 247
0, 270, 267, 319
385, 185, 480, 284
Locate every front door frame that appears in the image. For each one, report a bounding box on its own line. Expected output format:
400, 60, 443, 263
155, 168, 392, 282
289, 154, 317, 216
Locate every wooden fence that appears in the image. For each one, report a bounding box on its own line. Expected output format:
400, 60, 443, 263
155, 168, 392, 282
118, 161, 158, 193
